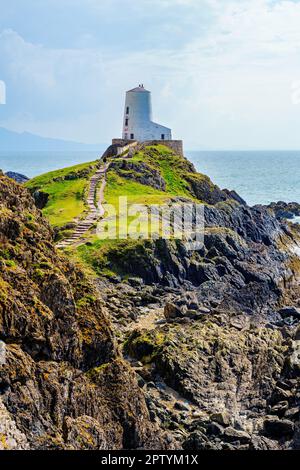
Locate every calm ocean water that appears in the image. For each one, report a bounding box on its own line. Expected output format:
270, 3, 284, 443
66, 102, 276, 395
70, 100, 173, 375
0, 150, 300, 207
186, 150, 300, 207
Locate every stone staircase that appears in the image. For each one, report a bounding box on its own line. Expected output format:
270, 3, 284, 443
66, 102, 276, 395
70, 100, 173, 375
57, 164, 109, 249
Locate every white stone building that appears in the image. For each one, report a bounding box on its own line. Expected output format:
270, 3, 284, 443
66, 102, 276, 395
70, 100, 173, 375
122, 84, 172, 141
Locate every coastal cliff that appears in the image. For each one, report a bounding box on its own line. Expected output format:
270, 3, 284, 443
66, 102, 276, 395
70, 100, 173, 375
1, 144, 300, 450
0, 171, 171, 450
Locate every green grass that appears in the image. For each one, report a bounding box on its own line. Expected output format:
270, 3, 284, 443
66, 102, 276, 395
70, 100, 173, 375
26, 160, 98, 227
74, 238, 155, 277
40, 179, 87, 227
105, 170, 170, 206
26, 161, 98, 189
71, 145, 201, 274
103, 170, 172, 239
130, 144, 195, 198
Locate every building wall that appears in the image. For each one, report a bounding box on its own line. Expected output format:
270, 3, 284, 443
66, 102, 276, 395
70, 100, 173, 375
111, 139, 183, 156
122, 88, 172, 141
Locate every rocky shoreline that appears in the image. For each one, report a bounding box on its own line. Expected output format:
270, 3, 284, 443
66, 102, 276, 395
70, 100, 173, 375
0, 145, 300, 450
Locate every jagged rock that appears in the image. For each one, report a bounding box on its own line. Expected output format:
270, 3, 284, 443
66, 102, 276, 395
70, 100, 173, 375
63, 416, 108, 450
263, 418, 295, 438
270, 387, 292, 405
207, 422, 224, 436
266, 201, 300, 220
182, 431, 209, 450
3, 144, 300, 451
164, 303, 183, 320
223, 189, 246, 205
210, 411, 231, 427
174, 402, 190, 412
278, 306, 300, 320
33, 190, 49, 209
5, 171, 29, 184
128, 277, 144, 287
0, 398, 29, 450
0, 174, 169, 450
249, 436, 280, 450
270, 401, 289, 417
222, 427, 251, 443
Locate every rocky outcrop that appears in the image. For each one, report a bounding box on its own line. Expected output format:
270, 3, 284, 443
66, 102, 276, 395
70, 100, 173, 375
92, 147, 300, 450
0, 174, 170, 450
4, 171, 29, 184
263, 201, 300, 220
110, 159, 166, 191
2, 143, 300, 451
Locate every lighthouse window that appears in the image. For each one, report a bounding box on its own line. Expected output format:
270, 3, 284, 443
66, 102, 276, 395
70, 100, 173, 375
126, 107, 129, 115
161, 134, 165, 140
125, 118, 128, 126
130, 133, 134, 140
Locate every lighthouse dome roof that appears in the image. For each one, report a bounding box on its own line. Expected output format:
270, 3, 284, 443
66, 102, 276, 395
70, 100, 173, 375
127, 84, 149, 93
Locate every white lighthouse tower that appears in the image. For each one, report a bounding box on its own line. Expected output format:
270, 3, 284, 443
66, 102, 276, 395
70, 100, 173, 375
122, 84, 172, 142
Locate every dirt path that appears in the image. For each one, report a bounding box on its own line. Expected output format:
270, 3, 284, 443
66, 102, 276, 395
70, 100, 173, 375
57, 163, 109, 249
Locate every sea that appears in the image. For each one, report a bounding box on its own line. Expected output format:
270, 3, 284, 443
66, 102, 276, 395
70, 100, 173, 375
1, 150, 300, 207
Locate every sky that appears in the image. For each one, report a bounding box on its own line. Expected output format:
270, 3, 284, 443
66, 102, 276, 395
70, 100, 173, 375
1, 0, 300, 149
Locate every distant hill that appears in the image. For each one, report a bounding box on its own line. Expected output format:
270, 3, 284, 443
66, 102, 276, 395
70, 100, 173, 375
0, 127, 106, 151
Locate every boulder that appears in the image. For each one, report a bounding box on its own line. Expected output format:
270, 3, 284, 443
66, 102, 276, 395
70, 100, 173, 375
164, 303, 183, 320
263, 418, 295, 438
210, 411, 231, 427
183, 431, 209, 450
5, 171, 29, 184
278, 306, 300, 320
222, 427, 251, 444
249, 436, 280, 450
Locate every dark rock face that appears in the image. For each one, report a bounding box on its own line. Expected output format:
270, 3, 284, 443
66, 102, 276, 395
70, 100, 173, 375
33, 190, 49, 209
264, 201, 300, 220
4, 171, 29, 184
3, 144, 300, 451
99, 156, 300, 450
185, 173, 228, 205
0, 174, 170, 450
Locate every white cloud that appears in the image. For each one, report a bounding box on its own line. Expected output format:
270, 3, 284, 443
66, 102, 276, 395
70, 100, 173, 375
1, 0, 300, 148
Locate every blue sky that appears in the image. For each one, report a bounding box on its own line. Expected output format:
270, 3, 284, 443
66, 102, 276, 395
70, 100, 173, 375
1, 0, 300, 149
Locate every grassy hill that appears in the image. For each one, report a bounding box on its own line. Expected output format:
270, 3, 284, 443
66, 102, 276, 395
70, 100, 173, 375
25, 143, 230, 278
25, 160, 99, 228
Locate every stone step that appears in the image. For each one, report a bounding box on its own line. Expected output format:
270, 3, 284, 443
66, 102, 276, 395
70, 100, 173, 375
57, 167, 108, 249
